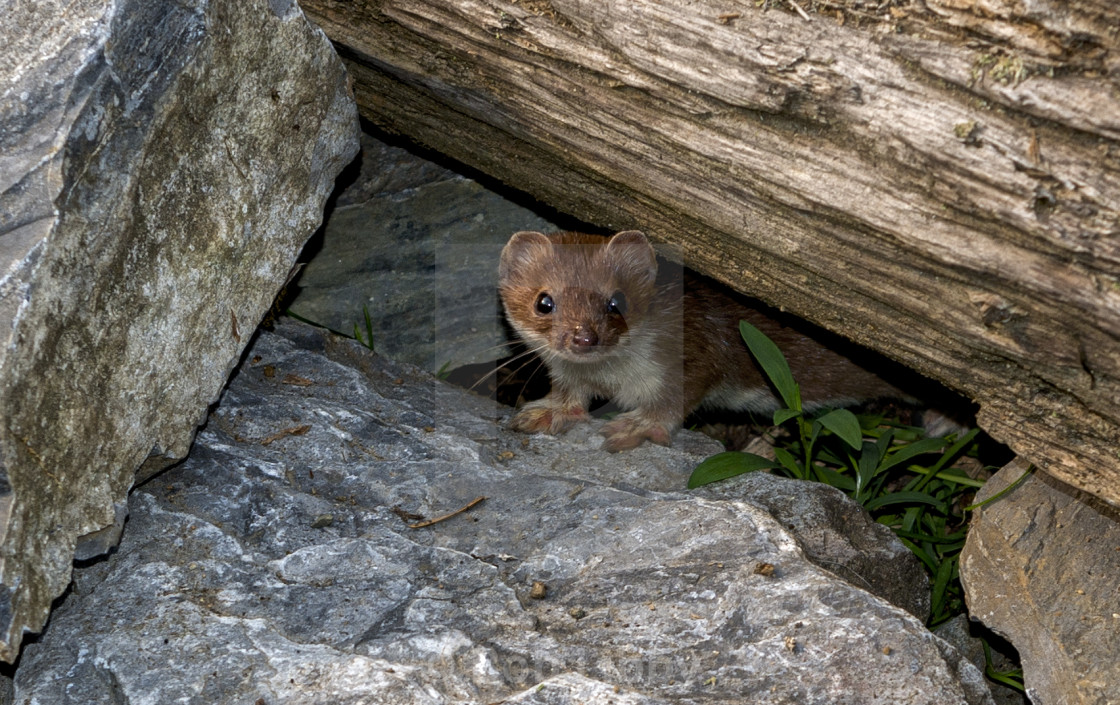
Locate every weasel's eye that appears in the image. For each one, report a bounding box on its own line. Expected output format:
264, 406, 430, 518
535, 292, 555, 314
607, 291, 627, 316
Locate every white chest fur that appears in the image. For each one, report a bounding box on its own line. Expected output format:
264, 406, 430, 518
546, 327, 669, 410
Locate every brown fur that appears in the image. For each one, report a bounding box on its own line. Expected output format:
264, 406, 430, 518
499, 230, 906, 451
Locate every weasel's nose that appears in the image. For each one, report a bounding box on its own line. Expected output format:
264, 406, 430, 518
571, 326, 599, 348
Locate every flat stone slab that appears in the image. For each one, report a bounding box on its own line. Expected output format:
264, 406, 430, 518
13, 321, 993, 704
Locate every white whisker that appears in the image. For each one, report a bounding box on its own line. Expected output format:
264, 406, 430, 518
465, 342, 548, 393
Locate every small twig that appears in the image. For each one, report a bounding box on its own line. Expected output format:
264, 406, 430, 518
281, 373, 313, 387
260, 424, 311, 446
392, 505, 424, 522
408, 496, 487, 528
787, 0, 812, 21
230, 308, 241, 344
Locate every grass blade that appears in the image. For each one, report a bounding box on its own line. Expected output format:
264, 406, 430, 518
873, 429, 895, 465
879, 437, 947, 474
865, 491, 946, 512
897, 537, 937, 573
964, 465, 1033, 511
983, 641, 1026, 692
855, 441, 881, 501
929, 556, 956, 617
904, 428, 980, 494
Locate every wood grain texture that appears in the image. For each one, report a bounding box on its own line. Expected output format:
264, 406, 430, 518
303, 0, 1120, 506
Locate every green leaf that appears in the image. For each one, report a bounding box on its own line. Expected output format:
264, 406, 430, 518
893, 529, 966, 545
873, 429, 895, 463
808, 419, 823, 447
929, 556, 957, 615
814, 445, 845, 466
905, 428, 981, 494
897, 537, 937, 573
864, 488, 945, 511
879, 437, 948, 474
858, 413, 886, 430
818, 408, 863, 450
931, 469, 985, 489
900, 504, 922, 533
773, 408, 801, 425
865, 491, 946, 512
856, 441, 882, 499
930, 428, 981, 473
739, 321, 801, 412
773, 447, 806, 480
815, 467, 856, 491
964, 465, 1033, 511
351, 305, 376, 351
688, 452, 779, 488
983, 641, 1026, 692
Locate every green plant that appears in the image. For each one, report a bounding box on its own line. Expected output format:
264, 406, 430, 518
353, 306, 375, 351
689, 321, 988, 627
984, 640, 1026, 692
284, 307, 377, 352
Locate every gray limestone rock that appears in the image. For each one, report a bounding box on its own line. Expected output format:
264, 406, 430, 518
0, 0, 359, 662
961, 458, 1120, 705
700, 470, 932, 621
287, 131, 563, 372
12, 320, 994, 704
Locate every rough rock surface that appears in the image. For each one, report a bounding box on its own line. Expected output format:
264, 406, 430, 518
934, 615, 1027, 705
702, 467, 931, 622
0, 0, 359, 661
12, 320, 993, 704
961, 459, 1120, 705
289, 130, 562, 372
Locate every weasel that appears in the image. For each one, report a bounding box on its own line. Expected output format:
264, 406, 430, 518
498, 230, 917, 452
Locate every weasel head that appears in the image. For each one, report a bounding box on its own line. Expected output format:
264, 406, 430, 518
499, 230, 658, 364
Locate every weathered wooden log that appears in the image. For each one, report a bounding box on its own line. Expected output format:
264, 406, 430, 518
303, 0, 1120, 506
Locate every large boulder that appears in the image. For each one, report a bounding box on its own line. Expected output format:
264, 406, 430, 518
961, 459, 1120, 705
11, 320, 994, 704
0, 0, 359, 662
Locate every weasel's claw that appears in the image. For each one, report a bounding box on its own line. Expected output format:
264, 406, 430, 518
600, 413, 673, 452
509, 398, 588, 435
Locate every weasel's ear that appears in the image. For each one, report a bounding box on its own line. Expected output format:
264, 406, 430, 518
604, 230, 657, 286
611, 230, 648, 245
500, 231, 553, 282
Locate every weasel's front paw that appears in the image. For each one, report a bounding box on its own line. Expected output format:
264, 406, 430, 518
600, 413, 673, 452
509, 398, 589, 435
